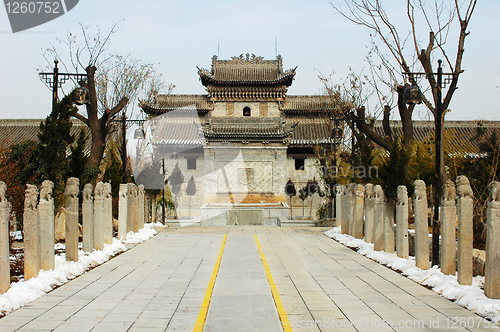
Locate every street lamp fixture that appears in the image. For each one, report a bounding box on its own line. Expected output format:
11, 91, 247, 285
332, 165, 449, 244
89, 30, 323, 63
403, 59, 456, 267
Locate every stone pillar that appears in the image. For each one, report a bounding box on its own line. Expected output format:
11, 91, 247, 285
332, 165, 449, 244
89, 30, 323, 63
93, 182, 105, 251
103, 183, 113, 245
348, 183, 356, 236
414, 180, 429, 270
82, 183, 94, 253
38, 180, 55, 271
118, 184, 128, 240
24, 184, 40, 279
364, 184, 375, 243
396, 185, 409, 259
353, 184, 365, 239
485, 181, 500, 299
64, 178, 79, 262
384, 198, 395, 253
373, 185, 385, 251
127, 183, 136, 233
456, 176, 473, 285
0, 182, 11, 293
340, 185, 349, 234
335, 185, 342, 227
138, 185, 145, 230
440, 180, 457, 275
133, 184, 139, 232
151, 193, 157, 223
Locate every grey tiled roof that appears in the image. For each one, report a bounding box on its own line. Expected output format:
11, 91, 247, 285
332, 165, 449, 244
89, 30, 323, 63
373, 120, 500, 155
198, 55, 296, 86
0, 119, 92, 154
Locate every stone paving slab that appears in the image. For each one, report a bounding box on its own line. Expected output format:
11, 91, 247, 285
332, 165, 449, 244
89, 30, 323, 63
0, 226, 496, 332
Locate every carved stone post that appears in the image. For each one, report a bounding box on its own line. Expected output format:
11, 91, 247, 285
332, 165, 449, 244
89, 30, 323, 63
384, 198, 395, 253
396, 185, 409, 259
373, 185, 385, 251
127, 183, 136, 233
64, 178, 79, 262
335, 185, 342, 227
441, 180, 457, 275
364, 184, 375, 243
118, 184, 128, 240
82, 183, 94, 253
414, 180, 429, 270
0, 182, 11, 293
151, 193, 157, 223
133, 184, 140, 232
340, 185, 349, 234
39, 180, 54, 271
456, 176, 473, 285
353, 184, 365, 239
93, 182, 105, 251
24, 184, 40, 279
103, 183, 113, 245
485, 181, 500, 299
348, 183, 356, 236
138, 184, 145, 230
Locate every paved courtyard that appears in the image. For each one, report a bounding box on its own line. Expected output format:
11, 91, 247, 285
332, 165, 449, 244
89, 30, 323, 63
0, 226, 496, 331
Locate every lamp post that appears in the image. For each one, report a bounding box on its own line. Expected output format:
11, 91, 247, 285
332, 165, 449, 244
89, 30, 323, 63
329, 117, 343, 219
39, 59, 88, 112
118, 113, 145, 183
403, 59, 455, 267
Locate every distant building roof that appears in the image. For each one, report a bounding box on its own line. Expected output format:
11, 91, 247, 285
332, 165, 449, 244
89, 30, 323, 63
372, 120, 500, 155
0, 119, 91, 154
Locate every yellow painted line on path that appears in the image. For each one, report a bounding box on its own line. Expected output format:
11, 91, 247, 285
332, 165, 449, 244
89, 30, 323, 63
254, 234, 293, 332
193, 233, 228, 332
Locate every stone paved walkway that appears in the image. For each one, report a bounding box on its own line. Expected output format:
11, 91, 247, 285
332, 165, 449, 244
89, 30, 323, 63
0, 227, 496, 332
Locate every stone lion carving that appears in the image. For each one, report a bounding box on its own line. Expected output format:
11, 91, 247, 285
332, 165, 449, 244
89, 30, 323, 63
397, 185, 408, 206
127, 183, 137, 197
414, 180, 427, 201
335, 185, 342, 196
64, 178, 79, 199
355, 184, 365, 199
488, 181, 500, 203
0, 181, 7, 203
365, 183, 374, 200
456, 175, 473, 199
442, 180, 456, 204
25, 184, 38, 210
138, 184, 145, 196
341, 185, 348, 196
94, 182, 105, 198
103, 183, 112, 199
348, 183, 356, 196
83, 183, 93, 201
39, 180, 54, 203
119, 184, 128, 198
374, 185, 384, 202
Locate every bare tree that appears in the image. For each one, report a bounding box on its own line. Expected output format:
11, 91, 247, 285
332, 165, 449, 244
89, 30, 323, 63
328, 0, 477, 158
41, 23, 171, 176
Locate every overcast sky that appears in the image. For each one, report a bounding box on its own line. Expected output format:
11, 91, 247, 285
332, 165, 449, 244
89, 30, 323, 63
1, 0, 499, 121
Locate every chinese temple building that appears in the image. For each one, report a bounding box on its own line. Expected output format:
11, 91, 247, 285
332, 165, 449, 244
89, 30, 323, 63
140, 54, 337, 225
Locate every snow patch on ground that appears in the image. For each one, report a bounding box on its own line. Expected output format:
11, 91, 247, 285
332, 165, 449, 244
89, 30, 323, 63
0, 223, 160, 316
325, 227, 500, 324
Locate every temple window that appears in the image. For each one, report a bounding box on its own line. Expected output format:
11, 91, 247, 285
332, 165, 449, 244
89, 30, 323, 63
187, 158, 197, 170
243, 106, 251, 117
294, 158, 305, 171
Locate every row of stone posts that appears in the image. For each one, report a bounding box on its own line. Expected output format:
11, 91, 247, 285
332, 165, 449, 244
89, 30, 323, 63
0, 179, 147, 294
335, 176, 500, 299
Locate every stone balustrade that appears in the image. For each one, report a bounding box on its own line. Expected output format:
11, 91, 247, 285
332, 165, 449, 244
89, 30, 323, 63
0, 180, 148, 294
